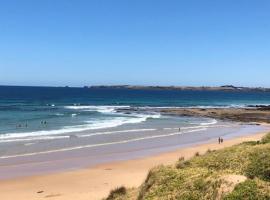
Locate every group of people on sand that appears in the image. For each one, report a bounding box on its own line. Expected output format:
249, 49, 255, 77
218, 137, 224, 144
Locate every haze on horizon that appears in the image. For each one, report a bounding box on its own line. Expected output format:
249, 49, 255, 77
0, 0, 270, 87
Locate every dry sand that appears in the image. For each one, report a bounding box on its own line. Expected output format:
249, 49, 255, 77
0, 130, 268, 200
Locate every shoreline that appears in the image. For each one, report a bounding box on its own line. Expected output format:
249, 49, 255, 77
0, 120, 265, 180
0, 127, 269, 200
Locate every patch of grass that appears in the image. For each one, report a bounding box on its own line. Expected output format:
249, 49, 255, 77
224, 179, 270, 200
175, 159, 191, 169
241, 141, 260, 146
245, 145, 270, 181
261, 132, 270, 144
137, 166, 162, 200
178, 156, 185, 162
182, 143, 253, 173
206, 148, 212, 153
182, 142, 270, 177
106, 186, 127, 200
138, 166, 224, 200
104, 188, 138, 200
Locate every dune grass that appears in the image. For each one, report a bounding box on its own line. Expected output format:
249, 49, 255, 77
106, 133, 270, 200
138, 166, 224, 200
105, 186, 139, 200
261, 133, 270, 144
224, 179, 270, 200
106, 186, 127, 200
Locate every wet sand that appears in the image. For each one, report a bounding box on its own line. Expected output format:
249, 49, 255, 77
0, 121, 265, 180
0, 128, 268, 200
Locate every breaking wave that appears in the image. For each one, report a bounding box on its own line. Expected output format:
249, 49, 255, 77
64, 105, 130, 114
0, 113, 161, 141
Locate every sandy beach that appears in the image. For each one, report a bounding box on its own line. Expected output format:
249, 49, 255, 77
0, 128, 268, 200
2, 1, 270, 199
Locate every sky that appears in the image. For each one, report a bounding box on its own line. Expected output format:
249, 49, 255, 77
0, 0, 270, 87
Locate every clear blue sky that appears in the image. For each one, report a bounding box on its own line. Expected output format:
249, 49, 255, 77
0, 0, 270, 87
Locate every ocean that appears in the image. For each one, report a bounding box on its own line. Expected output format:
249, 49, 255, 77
0, 86, 268, 137
0, 85, 269, 178
1, 85, 270, 142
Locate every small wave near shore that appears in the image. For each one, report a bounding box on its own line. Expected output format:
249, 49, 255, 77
0, 105, 161, 141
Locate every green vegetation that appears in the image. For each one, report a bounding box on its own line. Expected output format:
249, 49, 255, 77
138, 166, 224, 200
245, 146, 270, 181
106, 133, 270, 200
105, 186, 139, 200
224, 179, 270, 200
262, 133, 270, 144
106, 186, 127, 200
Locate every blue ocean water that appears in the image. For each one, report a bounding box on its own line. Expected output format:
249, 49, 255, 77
1, 85, 270, 140
1, 85, 270, 178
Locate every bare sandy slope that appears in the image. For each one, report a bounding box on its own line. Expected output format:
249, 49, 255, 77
0, 130, 268, 200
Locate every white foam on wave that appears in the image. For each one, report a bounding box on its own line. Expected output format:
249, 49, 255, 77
79, 128, 157, 138
200, 119, 217, 126
24, 142, 36, 146
163, 124, 231, 131
65, 105, 130, 114
55, 113, 64, 116
0, 135, 70, 143
0, 113, 161, 141
0, 127, 207, 159
189, 119, 218, 125
84, 113, 160, 130
0, 129, 157, 143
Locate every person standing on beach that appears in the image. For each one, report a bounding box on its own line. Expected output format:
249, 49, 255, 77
221, 138, 224, 143
218, 137, 221, 144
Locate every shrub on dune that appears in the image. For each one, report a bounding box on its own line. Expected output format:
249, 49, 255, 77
261, 132, 270, 144
106, 186, 127, 200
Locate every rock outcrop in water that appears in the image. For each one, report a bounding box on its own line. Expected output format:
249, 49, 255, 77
160, 107, 270, 123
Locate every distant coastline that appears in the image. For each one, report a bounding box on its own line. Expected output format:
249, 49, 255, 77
87, 85, 270, 92
1, 84, 270, 92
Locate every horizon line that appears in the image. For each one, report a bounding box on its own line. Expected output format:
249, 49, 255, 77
0, 84, 269, 89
